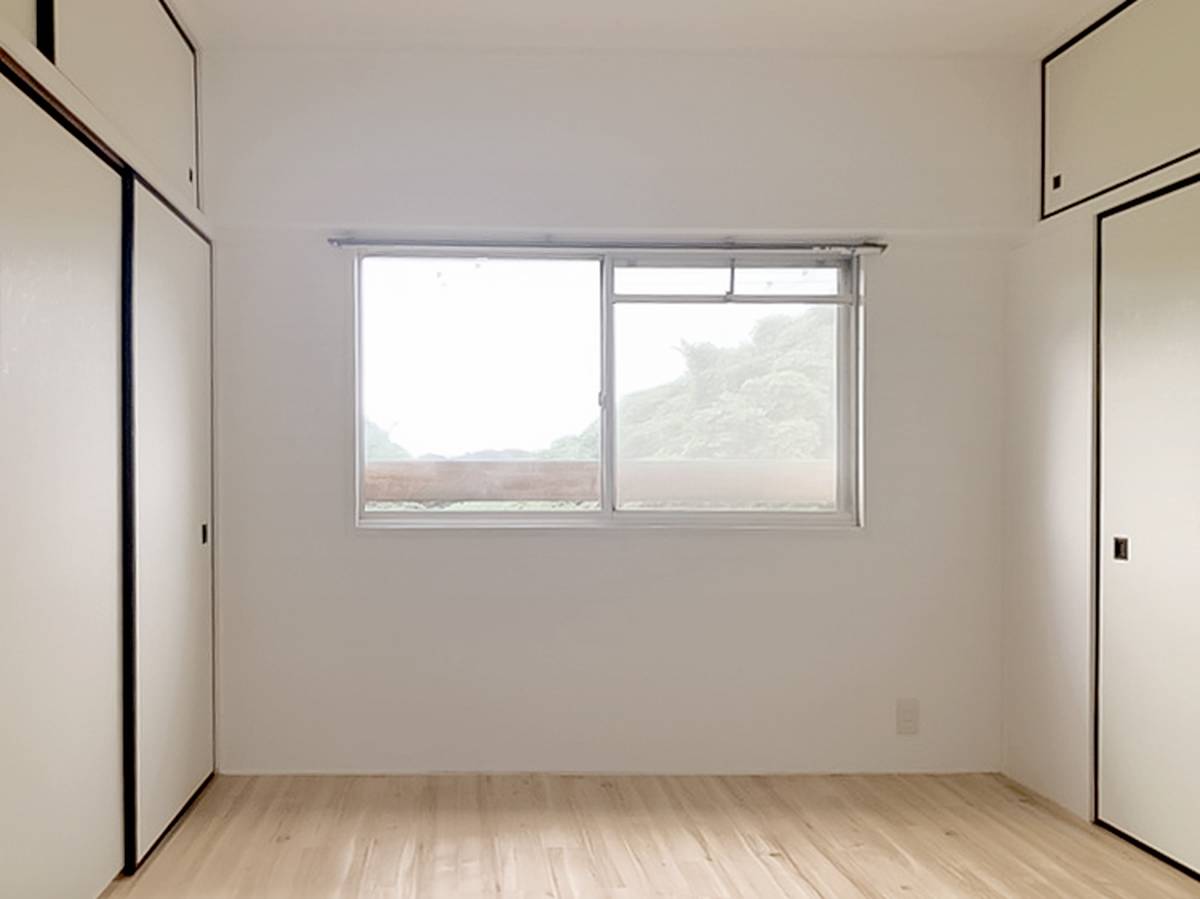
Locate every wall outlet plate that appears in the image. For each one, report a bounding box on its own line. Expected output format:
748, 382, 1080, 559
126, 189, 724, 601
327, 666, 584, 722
897, 698, 920, 736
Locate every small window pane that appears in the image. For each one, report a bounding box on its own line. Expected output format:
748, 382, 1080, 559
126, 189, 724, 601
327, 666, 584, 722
734, 266, 841, 296
613, 266, 730, 296
614, 303, 839, 511
360, 256, 601, 513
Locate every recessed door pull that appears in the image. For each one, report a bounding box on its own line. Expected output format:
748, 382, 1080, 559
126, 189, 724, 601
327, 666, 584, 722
1114, 536, 1129, 561
201, 523, 209, 545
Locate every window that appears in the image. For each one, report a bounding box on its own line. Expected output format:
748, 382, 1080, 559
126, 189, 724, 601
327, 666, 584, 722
359, 256, 601, 513
356, 248, 862, 527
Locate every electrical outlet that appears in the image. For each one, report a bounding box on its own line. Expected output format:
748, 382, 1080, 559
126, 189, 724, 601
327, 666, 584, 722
896, 698, 920, 736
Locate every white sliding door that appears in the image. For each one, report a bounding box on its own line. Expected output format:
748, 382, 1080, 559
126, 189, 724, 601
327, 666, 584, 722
0, 75, 123, 898
1098, 176, 1200, 874
132, 183, 213, 862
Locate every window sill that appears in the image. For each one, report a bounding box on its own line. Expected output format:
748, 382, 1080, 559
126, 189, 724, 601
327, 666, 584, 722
355, 511, 861, 532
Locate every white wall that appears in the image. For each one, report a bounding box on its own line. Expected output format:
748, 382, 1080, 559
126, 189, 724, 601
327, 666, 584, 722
203, 49, 1030, 774
204, 50, 1030, 235
1003, 146, 1200, 817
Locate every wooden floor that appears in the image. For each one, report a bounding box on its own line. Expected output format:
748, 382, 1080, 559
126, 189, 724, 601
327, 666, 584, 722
102, 774, 1200, 898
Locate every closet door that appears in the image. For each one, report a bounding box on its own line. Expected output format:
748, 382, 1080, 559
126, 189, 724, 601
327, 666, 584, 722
0, 74, 123, 898
131, 183, 213, 865
1098, 176, 1200, 875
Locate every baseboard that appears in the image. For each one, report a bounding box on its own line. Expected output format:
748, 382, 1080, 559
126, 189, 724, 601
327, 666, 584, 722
213, 767, 1002, 777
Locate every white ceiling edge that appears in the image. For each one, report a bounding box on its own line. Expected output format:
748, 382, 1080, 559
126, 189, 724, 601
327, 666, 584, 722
172, 0, 1119, 61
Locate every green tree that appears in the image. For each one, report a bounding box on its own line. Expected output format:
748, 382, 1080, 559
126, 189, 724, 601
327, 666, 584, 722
365, 420, 411, 461
538, 309, 835, 461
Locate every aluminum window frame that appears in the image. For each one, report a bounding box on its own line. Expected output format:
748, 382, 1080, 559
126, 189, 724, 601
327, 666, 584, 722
353, 245, 864, 530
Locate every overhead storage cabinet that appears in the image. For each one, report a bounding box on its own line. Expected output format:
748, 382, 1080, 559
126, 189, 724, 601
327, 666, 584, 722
1043, 0, 1200, 216
56, 0, 199, 204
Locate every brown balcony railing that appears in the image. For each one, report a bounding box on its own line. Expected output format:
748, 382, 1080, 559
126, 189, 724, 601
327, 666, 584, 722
363, 459, 837, 506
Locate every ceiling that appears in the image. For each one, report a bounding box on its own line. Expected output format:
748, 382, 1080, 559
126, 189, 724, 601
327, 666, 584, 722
173, 0, 1117, 57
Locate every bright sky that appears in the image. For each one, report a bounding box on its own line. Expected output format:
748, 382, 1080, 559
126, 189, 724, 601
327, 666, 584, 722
360, 257, 799, 458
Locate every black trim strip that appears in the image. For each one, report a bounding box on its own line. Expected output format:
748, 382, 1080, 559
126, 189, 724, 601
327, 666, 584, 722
1093, 169, 1200, 885
1041, 0, 1200, 220
156, 0, 196, 54
1096, 821, 1200, 885
136, 773, 215, 869
1039, 60, 1047, 223
1044, 0, 1139, 64
1095, 167, 1200, 221
34, 0, 54, 61
207, 240, 216, 775
35, 0, 55, 61
121, 169, 138, 877
1092, 201, 1103, 841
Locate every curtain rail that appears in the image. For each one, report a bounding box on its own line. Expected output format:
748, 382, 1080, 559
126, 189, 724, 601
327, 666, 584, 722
328, 237, 887, 255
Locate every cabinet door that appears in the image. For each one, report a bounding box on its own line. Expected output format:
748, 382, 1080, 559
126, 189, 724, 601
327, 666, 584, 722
56, 0, 198, 204
1099, 176, 1200, 875
0, 0, 37, 44
1044, 0, 1200, 215
0, 72, 123, 899
132, 183, 214, 864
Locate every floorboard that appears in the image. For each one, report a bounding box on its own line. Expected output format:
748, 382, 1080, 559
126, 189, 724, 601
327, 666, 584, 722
101, 774, 1200, 898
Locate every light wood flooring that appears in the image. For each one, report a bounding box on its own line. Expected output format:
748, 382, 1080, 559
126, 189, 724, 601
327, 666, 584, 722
102, 774, 1200, 898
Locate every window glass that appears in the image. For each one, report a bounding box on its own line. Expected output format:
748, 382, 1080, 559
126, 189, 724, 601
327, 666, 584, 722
613, 266, 730, 296
614, 303, 839, 510
359, 256, 601, 512
733, 266, 841, 296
